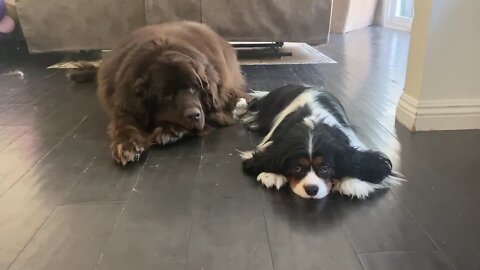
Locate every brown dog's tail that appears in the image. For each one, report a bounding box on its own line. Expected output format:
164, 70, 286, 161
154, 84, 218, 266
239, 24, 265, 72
66, 61, 98, 83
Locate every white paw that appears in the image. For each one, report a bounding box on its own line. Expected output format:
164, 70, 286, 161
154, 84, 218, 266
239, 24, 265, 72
153, 127, 184, 145
236, 98, 248, 109
238, 150, 254, 160
159, 132, 183, 145
257, 172, 287, 190
233, 98, 248, 119
333, 178, 375, 199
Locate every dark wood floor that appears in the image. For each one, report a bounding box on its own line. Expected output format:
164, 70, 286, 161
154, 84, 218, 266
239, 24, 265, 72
1, 26, 479, 270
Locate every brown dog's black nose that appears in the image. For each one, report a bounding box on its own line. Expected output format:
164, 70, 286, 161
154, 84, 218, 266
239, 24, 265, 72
304, 185, 319, 196
185, 108, 201, 122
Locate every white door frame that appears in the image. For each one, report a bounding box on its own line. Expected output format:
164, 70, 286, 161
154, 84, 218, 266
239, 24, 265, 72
384, 0, 413, 31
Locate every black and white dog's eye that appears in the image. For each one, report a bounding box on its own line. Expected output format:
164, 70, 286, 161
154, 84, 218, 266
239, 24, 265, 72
295, 166, 302, 173
163, 95, 173, 101
319, 164, 330, 173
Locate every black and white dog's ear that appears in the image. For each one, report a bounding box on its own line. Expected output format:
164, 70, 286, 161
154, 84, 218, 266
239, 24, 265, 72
241, 150, 268, 176
240, 146, 283, 176
354, 150, 393, 183
336, 149, 393, 184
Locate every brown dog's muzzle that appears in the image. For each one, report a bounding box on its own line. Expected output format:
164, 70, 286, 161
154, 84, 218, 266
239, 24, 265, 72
176, 88, 205, 131
183, 105, 205, 131
154, 87, 205, 132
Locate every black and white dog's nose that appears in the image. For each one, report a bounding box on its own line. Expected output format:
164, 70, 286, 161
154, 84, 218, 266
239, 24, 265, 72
304, 185, 319, 196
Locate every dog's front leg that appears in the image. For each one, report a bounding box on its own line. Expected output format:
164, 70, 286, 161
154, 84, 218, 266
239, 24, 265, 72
256, 172, 287, 190
241, 150, 287, 190
108, 117, 150, 166
149, 123, 187, 146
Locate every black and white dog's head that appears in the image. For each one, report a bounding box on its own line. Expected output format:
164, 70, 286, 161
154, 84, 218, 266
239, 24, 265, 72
237, 84, 403, 199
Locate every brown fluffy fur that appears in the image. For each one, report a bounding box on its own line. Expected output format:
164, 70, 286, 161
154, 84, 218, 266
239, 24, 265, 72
68, 21, 246, 165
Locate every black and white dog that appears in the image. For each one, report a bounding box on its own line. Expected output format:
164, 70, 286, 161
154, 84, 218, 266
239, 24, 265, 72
236, 84, 404, 199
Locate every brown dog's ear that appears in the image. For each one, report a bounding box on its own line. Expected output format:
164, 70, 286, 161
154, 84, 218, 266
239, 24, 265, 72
161, 51, 222, 110
200, 64, 221, 110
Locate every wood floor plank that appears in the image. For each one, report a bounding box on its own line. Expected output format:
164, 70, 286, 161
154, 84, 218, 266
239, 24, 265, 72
96, 157, 197, 270
0, 135, 104, 270
8, 204, 123, 270
359, 251, 454, 270
0, 126, 30, 151
336, 192, 436, 253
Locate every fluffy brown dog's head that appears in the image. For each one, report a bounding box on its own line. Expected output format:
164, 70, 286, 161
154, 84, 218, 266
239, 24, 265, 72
146, 61, 206, 131
124, 50, 221, 133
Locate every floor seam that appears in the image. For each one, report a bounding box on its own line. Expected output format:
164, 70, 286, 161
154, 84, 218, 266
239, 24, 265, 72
0, 126, 29, 152
184, 155, 201, 270
5, 205, 58, 270
93, 150, 150, 270
349, 103, 457, 269
59, 201, 126, 206
4, 116, 91, 270
355, 109, 457, 269
261, 203, 276, 270
357, 250, 446, 255
338, 214, 367, 270
389, 191, 458, 270
0, 115, 89, 198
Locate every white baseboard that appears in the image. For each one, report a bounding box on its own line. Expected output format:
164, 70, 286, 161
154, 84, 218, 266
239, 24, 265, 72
396, 93, 480, 131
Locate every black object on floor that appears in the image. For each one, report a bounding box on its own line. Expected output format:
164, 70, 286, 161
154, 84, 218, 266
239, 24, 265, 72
234, 42, 293, 59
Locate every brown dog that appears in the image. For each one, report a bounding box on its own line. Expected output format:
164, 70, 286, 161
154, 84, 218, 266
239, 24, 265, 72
68, 21, 246, 165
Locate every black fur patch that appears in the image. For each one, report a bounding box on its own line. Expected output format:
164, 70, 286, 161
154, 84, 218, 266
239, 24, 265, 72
248, 84, 311, 134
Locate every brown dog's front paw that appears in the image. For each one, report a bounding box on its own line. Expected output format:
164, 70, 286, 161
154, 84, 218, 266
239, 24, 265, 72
111, 140, 145, 166
151, 126, 185, 145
